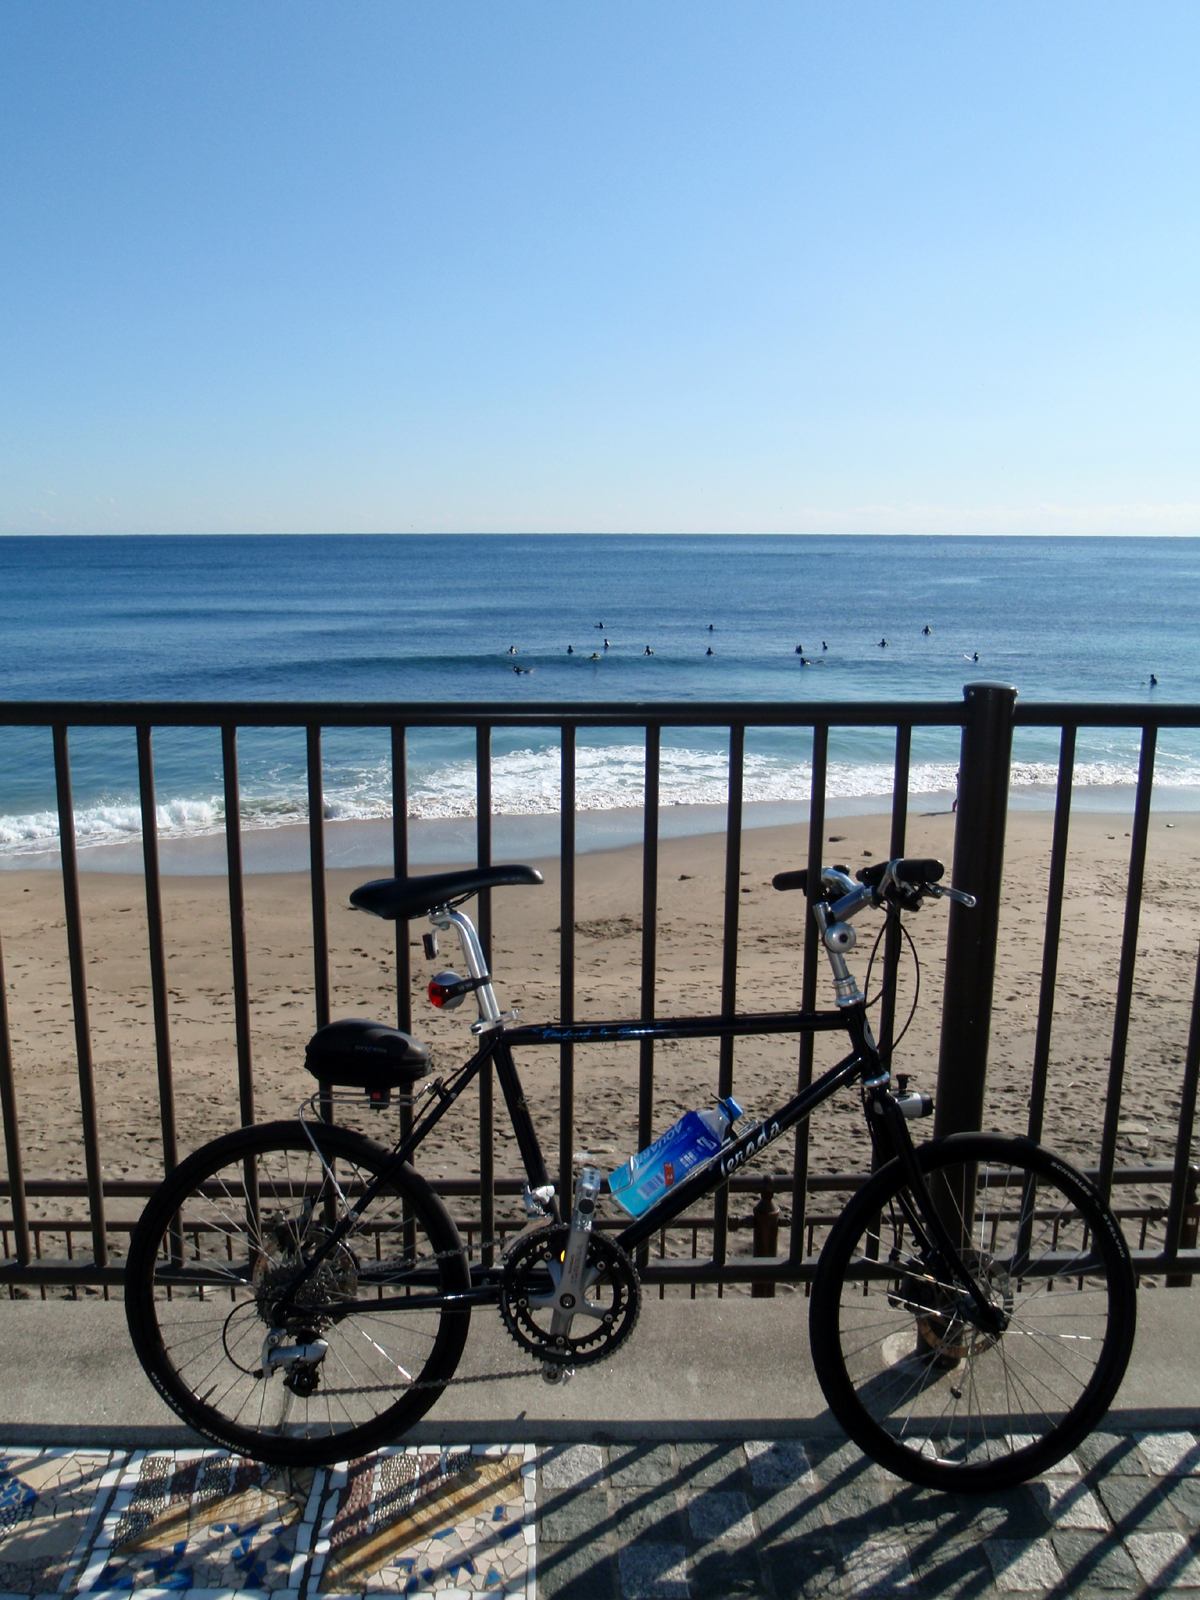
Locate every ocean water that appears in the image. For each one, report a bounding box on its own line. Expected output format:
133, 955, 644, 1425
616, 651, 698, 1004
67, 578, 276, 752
0, 533, 1196, 869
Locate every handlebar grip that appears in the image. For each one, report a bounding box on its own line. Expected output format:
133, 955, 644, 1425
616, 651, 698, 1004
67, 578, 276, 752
772, 870, 808, 893
893, 858, 944, 885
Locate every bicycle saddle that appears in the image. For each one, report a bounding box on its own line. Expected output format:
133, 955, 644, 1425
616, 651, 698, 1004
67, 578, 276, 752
350, 864, 544, 921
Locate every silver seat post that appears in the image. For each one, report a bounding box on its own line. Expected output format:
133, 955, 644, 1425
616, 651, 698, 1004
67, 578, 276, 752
430, 905, 503, 1024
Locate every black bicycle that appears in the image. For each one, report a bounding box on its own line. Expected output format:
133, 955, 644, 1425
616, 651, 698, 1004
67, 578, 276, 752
124, 857, 1136, 1493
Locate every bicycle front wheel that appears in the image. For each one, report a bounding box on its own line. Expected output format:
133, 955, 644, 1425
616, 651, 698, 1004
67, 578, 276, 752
809, 1133, 1136, 1493
125, 1120, 471, 1466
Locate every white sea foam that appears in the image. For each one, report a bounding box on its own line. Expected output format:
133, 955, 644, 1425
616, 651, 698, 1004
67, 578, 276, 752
1, 745, 1198, 860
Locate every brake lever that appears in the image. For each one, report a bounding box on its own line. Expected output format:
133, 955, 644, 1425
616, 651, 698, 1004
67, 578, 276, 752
927, 883, 978, 908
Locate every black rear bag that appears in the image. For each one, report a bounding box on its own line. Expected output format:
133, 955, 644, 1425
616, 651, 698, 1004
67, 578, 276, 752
304, 1018, 431, 1099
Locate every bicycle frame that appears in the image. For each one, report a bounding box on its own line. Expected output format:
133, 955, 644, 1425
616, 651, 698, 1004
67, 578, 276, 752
280, 867, 1000, 1322
285, 995, 908, 1318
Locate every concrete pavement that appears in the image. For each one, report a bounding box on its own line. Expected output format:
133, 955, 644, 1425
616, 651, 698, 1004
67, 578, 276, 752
0, 1286, 1196, 1596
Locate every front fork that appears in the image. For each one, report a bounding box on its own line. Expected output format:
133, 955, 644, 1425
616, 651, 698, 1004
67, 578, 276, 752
865, 1084, 1007, 1338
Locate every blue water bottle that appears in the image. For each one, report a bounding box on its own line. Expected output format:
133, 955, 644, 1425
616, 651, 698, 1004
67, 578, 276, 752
607, 1097, 743, 1218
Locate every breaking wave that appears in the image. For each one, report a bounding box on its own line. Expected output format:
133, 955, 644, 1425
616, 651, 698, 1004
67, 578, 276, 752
3, 740, 1199, 861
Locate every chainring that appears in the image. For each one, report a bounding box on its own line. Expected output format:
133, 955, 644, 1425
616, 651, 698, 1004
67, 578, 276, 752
499, 1225, 641, 1366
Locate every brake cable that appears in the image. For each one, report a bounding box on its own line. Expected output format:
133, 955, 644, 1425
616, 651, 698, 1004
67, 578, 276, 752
861, 901, 922, 1054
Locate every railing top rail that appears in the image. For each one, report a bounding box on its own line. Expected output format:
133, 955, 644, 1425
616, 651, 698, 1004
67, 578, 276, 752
2, 696, 1198, 731
1013, 703, 1200, 728
6, 695, 1200, 731
0, 697, 967, 729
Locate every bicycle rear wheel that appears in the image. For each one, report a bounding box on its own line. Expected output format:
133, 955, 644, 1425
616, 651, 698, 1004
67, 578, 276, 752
125, 1120, 471, 1466
809, 1133, 1136, 1493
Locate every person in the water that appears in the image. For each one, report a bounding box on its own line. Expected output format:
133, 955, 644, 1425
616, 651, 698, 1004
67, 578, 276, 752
644, 646, 654, 655
567, 645, 574, 654
923, 625, 931, 635
706, 646, 714, 655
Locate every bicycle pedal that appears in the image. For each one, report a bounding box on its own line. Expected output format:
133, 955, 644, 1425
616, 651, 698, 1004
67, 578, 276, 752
541, 1362, 575, 1386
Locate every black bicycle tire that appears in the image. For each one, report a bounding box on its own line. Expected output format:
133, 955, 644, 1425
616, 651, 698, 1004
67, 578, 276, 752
809, 1132, 1136, 1493
125, 1120, 471, 1467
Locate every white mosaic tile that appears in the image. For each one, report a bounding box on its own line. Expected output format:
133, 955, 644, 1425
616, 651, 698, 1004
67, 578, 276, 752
985, 1538, 1066, 1592
1028, 1477, 1109, 1531
1136, 1430, 1200, 1477
617, 1542, 688, 1600
843, 1537, 915, 1596
1125, 1530, 1200, 1587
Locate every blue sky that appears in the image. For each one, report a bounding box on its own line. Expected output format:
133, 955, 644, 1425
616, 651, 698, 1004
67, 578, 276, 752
2, 3, 1198, 536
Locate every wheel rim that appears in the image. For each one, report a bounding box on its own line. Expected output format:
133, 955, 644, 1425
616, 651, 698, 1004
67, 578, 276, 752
828, 1149, 1127, 1478
136, 1130, 460, 1451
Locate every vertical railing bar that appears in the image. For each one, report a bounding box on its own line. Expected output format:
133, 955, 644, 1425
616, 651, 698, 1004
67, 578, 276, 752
221, 726, 255, 1129
476, 725, 494, 1268
0, 920, 31, 1265
1027, 725, 1076, 1144
306, 725, 332, 1131
638, 726, 661, 1153
877, 724, 911, 1064
1164, 936, 1200, 1261
712, 724, 745, 1269
136, 725, 178, 1177
1097, 725, 1156, 1200
790, 722, 828, 1262
52, 724, 107, 1267
391, 726, 411, 1034
391, 727, 413, 1197
559, 726, 577, 1210
307, 726, 330, 1033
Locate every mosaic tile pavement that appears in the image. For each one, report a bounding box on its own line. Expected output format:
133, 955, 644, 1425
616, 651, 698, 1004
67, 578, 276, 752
0, 1444, 535, 1599
2, 1430, 1199, 1597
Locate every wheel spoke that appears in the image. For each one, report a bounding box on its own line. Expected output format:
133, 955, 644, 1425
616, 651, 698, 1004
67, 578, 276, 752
126, 1123, 469, 1465
812, 1136, 1135, 1492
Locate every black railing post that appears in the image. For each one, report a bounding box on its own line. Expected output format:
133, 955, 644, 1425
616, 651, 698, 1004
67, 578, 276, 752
934, 683, 1016, 1141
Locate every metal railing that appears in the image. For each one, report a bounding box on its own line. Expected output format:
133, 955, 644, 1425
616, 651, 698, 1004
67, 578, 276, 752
0, 686, 1198, 1290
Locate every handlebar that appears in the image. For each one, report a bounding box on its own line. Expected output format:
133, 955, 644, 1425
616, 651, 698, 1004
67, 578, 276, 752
771, 858, 977, 915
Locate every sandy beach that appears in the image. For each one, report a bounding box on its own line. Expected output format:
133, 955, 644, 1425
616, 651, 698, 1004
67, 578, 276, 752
2, 809, 1198, 1243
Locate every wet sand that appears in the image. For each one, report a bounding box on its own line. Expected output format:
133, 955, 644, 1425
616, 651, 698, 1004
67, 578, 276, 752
1, 809, 1198, 1235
